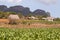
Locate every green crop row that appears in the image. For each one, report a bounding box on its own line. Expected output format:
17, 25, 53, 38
0, 28, 60, 40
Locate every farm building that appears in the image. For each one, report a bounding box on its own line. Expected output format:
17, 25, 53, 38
42, 17, 54, 21
27, 16, 38, 20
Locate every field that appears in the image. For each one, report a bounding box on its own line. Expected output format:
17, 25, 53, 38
0, 19, 60, 40
0, 28, 60, 40
0, 19, 60, 28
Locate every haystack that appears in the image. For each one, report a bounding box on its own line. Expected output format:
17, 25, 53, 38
8, 14, 20, 24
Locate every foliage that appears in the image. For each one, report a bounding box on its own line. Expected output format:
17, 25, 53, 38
0, 11, 51, 19
0, 28, 60, 40
21, 20, 28, 24
20, 20, 60, 25
18, 13, 23, 18
35, 16, 45, 20
54, 18, 60, 21
0, 12, 5, 18
0, 12, 17, 19
0, 11, 24, 19
28, 13, 33, 17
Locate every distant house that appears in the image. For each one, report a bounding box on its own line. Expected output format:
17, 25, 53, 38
27, 16, 38, 20
42, 17, 54, 21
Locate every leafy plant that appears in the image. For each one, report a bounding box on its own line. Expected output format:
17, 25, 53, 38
0, 28, 60, 40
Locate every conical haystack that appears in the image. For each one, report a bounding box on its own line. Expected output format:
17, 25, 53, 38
8, 14, 20, 24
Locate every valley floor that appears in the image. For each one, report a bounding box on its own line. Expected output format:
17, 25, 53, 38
0, 19, 60, 28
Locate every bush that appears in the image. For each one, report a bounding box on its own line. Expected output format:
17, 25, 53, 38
21, 21, 28, 24
54, 18, 60, 21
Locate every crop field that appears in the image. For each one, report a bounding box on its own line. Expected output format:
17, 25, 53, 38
0, 28, 60, 40
0, 19, 60, 28
0, 19, 60, 40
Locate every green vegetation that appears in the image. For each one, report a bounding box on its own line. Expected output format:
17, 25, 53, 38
0, 11, 60, 25
0, 12, 23, 19
54, 18, 60, 21
0, 28, 60, 40
20, 20, 60, 25
0, 11, 50, 19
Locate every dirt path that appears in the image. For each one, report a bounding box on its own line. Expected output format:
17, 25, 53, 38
0, 23, 60, 28
0, 19, 60, 28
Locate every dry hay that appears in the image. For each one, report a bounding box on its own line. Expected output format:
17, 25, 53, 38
8, 14, 20, 24
8, 14, 20, 20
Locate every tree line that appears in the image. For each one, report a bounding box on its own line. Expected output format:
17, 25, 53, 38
0, 11, 50, 19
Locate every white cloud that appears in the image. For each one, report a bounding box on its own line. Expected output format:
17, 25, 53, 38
38, 0, 57, 5
0, 0, 22, 3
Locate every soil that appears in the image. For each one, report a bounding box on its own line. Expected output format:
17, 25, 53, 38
0, 19, 60, 28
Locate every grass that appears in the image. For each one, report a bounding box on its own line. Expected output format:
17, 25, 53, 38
0, 27, 60, 40
0, 19, 60, 25
19, 20, 60, 25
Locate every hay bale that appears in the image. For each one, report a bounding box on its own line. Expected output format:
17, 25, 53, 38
8, 14, 20, 24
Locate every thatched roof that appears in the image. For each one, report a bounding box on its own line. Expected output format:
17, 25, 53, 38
8, 14, 20, 20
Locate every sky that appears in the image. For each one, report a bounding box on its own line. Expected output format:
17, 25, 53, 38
0, 0, 60, 18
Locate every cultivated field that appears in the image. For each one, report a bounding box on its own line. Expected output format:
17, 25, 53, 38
0, 28, 60, 40
0, 19, 60, 40
0, 19, 60, 28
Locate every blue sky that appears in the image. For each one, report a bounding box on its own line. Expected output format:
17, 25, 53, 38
0, 0, 60, 18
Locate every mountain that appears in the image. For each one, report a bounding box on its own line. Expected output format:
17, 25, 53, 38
22, 7, 31, 16
6, 6, 24, 12
33, 9, 48, 16
0, 5, 50, 17
0, 5, 7, 11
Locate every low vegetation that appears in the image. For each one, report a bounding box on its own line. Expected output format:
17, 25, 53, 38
20, 20, 60, 25
0, 11, 60, 25
0, 28, 60, 40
